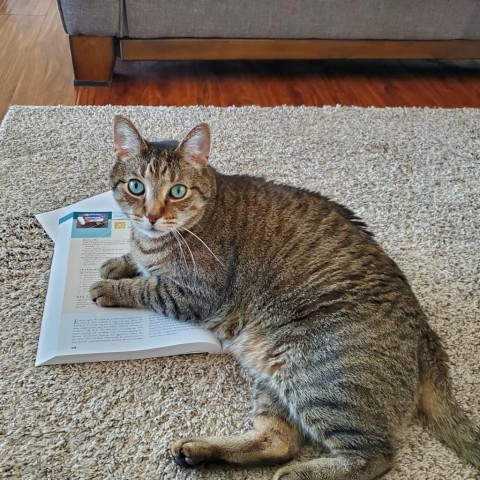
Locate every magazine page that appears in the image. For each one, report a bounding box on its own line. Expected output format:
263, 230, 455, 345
36, 211, 222, 366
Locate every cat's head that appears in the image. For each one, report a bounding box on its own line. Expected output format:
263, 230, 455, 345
110, 116, 214, 238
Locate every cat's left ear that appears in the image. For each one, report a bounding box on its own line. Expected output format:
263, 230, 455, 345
177, 123, 211, 168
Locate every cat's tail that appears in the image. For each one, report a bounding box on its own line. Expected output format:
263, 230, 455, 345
418, 325, 480, 469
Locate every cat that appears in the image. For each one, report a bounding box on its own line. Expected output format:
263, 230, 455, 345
89, 116, 480, 480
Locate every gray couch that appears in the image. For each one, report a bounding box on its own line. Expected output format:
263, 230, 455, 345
57, 0, 480, 85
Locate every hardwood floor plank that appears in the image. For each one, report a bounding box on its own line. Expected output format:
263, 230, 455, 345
0, 14, 42, 120
75, 59, 480, 108
10, 0, 76, 108
0, 0, 51, 16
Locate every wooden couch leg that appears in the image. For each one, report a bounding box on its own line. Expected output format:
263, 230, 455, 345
69, 36, 115, 86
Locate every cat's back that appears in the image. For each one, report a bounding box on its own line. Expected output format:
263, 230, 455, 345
213, 169, 422, 326
215, 169, 376, 266
215, 170, 341, 237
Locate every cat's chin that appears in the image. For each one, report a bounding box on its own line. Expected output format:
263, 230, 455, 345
135, 226, 170, 239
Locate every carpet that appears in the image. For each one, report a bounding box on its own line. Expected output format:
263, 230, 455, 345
0, 105, 479, 480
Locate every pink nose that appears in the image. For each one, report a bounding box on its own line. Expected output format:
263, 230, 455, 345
147, 214, 161, 225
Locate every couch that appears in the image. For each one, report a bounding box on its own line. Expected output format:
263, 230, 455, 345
57, 0, 480, 86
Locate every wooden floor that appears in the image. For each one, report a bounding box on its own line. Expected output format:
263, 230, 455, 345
1, 0, 480, 122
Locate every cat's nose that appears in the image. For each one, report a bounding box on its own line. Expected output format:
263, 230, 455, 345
147, 213, 161, 225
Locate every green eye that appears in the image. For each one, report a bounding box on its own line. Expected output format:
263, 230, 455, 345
128, 179, 145, 195
170, 184, 187, 199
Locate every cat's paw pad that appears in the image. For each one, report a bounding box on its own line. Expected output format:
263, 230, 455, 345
89, 280, 119, 307
170, 438, 209, 468
100, 257, 128, 280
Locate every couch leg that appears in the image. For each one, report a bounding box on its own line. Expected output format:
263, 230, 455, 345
69, 36, 115, 86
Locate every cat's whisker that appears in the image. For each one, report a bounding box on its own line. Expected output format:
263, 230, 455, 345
176, 229, 198, 277
179, 226, 226, 269
171, 229, 189, 271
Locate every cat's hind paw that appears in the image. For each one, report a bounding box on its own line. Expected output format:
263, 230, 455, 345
272, 465, 297, 479
170, 438, 209, 468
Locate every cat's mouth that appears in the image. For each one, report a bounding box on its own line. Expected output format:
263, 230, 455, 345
134, 220, 173, 238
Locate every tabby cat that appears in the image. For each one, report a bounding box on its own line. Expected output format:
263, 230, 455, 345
89, 116, 480, 479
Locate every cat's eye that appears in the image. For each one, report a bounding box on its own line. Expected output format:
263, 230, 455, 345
170, 184, 187, 199
128, 179, 145, 195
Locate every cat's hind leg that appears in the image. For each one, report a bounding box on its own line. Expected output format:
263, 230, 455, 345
170, 414, 300, 467
171, 380, 301, 468
272, 422, 394, 480
271, 407, 394, 480
272, 452, 393, 480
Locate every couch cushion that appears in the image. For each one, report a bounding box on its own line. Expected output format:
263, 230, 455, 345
57, 0, 126, 37
125, 0, 479, 40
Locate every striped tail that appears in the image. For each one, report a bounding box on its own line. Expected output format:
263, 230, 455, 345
418, 326, 480, 469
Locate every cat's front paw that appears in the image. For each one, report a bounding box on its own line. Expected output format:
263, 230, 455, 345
170, 438, 211, 467
100, 257, 136, 280
90, 280, 121, 307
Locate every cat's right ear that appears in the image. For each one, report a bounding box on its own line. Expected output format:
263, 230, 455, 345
114, 116, 147, 160
176, 123, 211, 168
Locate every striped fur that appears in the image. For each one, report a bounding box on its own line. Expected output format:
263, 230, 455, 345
90, 118, 480, 479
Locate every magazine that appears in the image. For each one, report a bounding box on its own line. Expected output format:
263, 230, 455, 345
35, 193, 223, 366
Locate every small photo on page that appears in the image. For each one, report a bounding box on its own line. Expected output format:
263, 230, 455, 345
72, 212, 112, 238
77, 213, 108, 229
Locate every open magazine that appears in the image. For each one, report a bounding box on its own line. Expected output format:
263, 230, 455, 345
35, 192, 223, 366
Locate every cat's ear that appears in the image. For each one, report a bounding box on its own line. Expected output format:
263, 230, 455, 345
114, 116, 147, 159
177, 123, 211, 168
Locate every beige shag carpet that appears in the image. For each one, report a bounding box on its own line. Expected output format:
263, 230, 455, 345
0, 106, 479, 480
